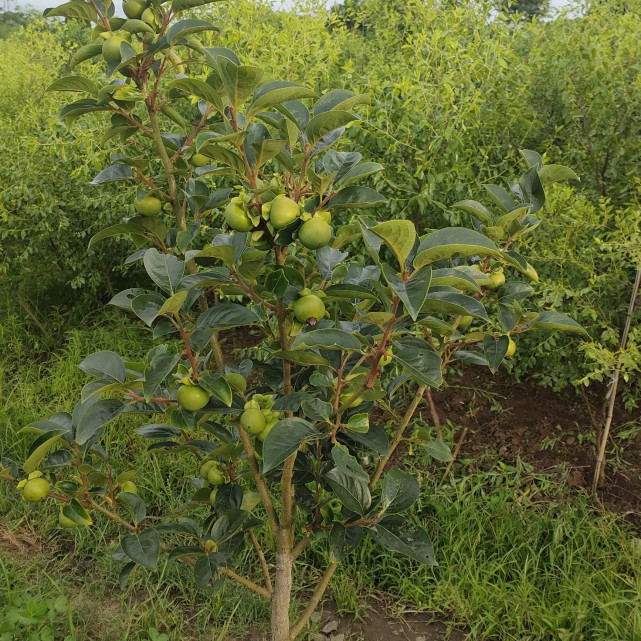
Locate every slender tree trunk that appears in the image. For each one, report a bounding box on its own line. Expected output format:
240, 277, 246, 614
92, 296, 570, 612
271, 545, 292, 641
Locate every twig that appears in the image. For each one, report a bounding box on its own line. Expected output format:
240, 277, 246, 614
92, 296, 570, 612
438, 426, 469, 488
288, 562, 338, 640
219, 566, 271, 600
249, 529, 272, 594
370, 383, 428, 487
17, 292, 47, 335
592, 267, 641, 492
425, 388, 442, 440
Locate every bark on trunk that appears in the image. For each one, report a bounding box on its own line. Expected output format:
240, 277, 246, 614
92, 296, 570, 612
271, 547, 292, 641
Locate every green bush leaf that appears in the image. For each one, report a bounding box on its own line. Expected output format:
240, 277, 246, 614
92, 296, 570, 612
46, 75, 98, 96
73, 399, 123, 445
305, 111, 357, 146
326, 186, 387, 210
121, 529, 160, 569
166, 19, 218, 43
262, 418, 319, 474
23, 430, 66, 474
143, 353, 180, 402
248, 81, 316, 117
422, 290, 489, 320
199, 372, 233, 407
168, 78, 223, 112
483, 335, 509, 373
143, 249, 184, 295
90, 164, 133, 185
414, 227, 502, 268
117, 492, 147, 524
393, 336, 443, 388
325, 467, 371, 514
381, 469, 419, 513
135, 424, 182, 439
292, 329, 362, 351
383, 264, 431, 321
367, 516, 436, 565
370, 220, 416, 269
44, 1, 97, 20
197, 303, 261, 330
526, 311, 587, 334
79, 351, 126, 384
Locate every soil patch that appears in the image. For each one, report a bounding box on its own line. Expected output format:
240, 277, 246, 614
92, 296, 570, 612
412, 368, 641, 526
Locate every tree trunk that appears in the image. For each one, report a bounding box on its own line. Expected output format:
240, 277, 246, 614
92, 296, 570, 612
271, 546, 292, 641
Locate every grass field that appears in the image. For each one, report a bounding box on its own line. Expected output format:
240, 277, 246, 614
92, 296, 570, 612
1, 309, 640, 641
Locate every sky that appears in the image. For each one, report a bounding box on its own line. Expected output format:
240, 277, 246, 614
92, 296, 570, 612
5, 0, 568, 15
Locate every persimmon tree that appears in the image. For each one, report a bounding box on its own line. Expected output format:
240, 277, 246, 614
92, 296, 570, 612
0, 1, 585, 639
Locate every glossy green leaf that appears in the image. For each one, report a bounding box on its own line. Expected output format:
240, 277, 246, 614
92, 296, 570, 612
414, 227, 502, 268
78, 351, 126, 384
325, 467, 371, 514
121, 529, 160, 569
23, 430, 66, 474
393, 336, 443, 388
46, 75, 98, 96
367, 516, 435, 565
370, 220, 416, 269
326, 186, 387, 210
526, 311, 587, 334
143, 353, 180, 402
262, 418, 319, 474
143, 249, 184, 295
197, 303, 260, 330
381, 469, 419, 513
483, 334, 509, 373
305, 111, 357, 146
292, 329, 361, 351
383, 264, 431, 321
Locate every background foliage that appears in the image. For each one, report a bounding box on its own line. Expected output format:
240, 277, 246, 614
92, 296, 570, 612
1, 0, 639, 396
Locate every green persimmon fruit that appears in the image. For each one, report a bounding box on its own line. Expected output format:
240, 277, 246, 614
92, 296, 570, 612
298, 217, 332, 250
292, 294, 325, 324
225, 373, 247, 393
59, 510, 79, 529
200, 460, 217, 479
224, 201, 254, 232
141, 7, 157, 27
121, 481, 137, 494
486, 270, 506, 290
240, 408, 266, 434
506, 337, 517, 358
123, 0, 146, 18
135, 195, 162, 217
176, 385, 210, 411
207, 467, 225, 486
102, 35, 128, 63
458, 315, 473, 331
190, 152, 209, 167
269, 196, 300, 230
22, 478, 50, 502
257, 418, 278, 442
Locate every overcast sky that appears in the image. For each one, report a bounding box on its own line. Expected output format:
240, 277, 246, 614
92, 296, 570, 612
9, 0, 566, 15
9, 0, 339, 11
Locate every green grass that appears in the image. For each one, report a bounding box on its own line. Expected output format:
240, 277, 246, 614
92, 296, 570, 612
1, 311, 640, 640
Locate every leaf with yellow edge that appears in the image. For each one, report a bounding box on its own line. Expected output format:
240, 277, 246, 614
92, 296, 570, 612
156, 290, 188, 318
370, 221, 416, 269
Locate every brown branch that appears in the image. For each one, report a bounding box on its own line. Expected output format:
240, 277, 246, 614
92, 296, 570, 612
370, 383, 428, 487
249, 529, 272, 594
288, 562, 338, 640
238, 428, 280, 533
219, 566, 271, 600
